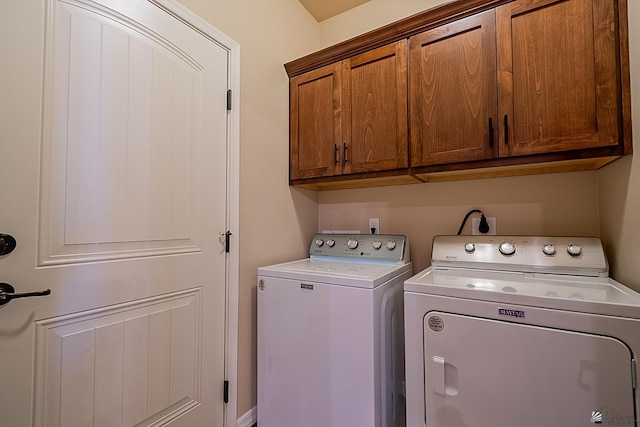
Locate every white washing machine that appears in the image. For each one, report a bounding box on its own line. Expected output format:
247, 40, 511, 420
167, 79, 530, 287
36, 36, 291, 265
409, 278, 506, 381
404, 235, 640, 427
258, 234, 413, 427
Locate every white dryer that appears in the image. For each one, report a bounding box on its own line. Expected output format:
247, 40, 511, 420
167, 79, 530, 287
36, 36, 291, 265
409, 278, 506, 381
404, 235, 640, 427
258, 234, 413, 427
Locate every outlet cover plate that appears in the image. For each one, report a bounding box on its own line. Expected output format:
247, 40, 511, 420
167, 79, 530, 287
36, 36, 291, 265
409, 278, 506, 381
368, 218, 380, 234
472, 217, 496, 235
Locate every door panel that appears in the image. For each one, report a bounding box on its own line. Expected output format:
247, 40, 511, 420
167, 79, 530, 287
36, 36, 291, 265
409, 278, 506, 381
409, 11, 497, 166
289, 63, 342, 179
1, 0, 230, 425
34, 290, 200, 427
497, 0, 620, 156
343, 40, 408, 174
41, 0, 212, 264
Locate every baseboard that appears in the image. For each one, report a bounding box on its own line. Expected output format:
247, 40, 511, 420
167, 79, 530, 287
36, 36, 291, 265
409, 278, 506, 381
237, 406, 257, 427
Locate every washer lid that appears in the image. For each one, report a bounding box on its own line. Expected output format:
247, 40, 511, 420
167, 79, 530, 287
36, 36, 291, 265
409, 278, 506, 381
404, 267, 640, 318
258, 258, 412, 288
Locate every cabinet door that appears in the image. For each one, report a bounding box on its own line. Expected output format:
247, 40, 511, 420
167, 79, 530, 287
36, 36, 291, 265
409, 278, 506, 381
342, 41, 408, 174
409, 11, 497, 167
497, 0, 621, 157
290, 63, 342, 180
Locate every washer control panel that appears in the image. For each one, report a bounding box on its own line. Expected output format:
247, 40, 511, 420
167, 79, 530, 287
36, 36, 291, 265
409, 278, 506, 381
310, 234, 408, 262
431, 235, 608, 277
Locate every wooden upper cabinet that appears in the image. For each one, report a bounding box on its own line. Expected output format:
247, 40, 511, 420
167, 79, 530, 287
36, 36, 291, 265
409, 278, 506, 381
286, 0, 631, 187
289, 41, 408, 181
411, 0, 627, 167
497, 0, 622, 156
410, 10, 497, 167
343, 41, 408, 174
289, 63, 342, 180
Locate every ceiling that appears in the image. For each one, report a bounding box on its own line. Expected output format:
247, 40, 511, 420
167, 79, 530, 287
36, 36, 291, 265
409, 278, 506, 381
298, 0, 371, 21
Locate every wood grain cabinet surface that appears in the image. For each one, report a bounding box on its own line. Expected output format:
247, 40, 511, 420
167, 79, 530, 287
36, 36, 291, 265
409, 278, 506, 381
497, 0, 623, 157
409, 10, 498, 167
289, 62, 342, 180
289, 41, 411, 185
285, 0, 631, 189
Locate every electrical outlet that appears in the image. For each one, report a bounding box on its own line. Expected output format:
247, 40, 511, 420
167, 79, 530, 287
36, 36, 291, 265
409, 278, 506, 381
368, 218, 380, 234
472, 217, 496, 235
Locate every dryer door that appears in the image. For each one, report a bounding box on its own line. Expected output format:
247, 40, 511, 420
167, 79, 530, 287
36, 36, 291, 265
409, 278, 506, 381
423, 312, 636, 427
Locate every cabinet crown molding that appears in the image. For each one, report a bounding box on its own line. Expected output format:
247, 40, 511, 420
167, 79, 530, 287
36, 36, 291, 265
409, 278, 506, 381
285, 0, 514, 77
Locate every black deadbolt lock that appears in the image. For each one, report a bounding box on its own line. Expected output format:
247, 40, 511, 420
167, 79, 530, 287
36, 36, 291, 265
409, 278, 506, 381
0, 234, 17, 256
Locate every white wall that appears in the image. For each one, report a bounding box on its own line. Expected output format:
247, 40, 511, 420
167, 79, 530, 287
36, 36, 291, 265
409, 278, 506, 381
318, 172, 601, 274
598, 0, 640, 290
319, 0, 441, 47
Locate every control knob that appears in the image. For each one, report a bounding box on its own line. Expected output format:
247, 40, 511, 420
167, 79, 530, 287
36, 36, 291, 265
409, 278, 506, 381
372, 240, 382, 250
499, 242, 516, 256
347, 238, 359, 250
464, 242, 475, 253
315, 239, 324, 247
386, 240, 396, 250
326, 239, 335, 247
542, 244, 556, 256
567, 244, 583, 257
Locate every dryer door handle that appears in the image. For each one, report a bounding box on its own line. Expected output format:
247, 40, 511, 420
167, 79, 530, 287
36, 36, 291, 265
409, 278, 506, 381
432, 356, 446, 395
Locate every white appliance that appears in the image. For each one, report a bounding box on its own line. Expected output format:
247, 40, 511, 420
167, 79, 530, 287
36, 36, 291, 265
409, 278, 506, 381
258, 234, 413, 427
404, 235, 640, 427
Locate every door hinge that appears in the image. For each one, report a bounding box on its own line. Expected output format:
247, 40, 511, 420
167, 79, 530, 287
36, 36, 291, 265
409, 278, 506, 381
227, 89, 232, 110
223, 380, 229, 403
224, 231, 232, 253
632, 359, 637, 389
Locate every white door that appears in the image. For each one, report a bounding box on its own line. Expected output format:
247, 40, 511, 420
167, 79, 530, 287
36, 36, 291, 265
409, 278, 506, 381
0, 0, 236, 426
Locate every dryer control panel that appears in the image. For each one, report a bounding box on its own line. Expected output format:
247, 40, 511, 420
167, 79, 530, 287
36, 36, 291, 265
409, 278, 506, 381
309, 234, 408, 263
431, 235, 608, 277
